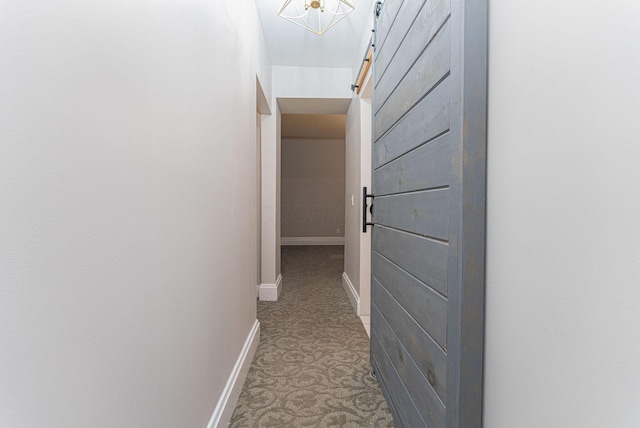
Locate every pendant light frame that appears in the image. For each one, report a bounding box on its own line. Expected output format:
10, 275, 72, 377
278, 0, 355, 36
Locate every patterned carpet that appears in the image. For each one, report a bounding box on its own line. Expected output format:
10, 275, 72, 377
230, 246, 395, 428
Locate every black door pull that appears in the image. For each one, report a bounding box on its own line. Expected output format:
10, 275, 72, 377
363, 186, 375, 233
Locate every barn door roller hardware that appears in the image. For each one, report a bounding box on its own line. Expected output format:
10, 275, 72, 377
374, 0, 383, 17
350, 2, 382, 92
362, 186, 375, 233
351, 35, 373, 93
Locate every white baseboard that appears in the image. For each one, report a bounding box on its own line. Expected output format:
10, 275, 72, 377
259, 274, 282, 301
281, 237, 345, 246
360, 315, 371, 338
342, 272, 360, 315
207, 320, 260, 428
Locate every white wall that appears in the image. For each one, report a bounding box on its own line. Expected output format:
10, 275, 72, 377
358, 96, 372, 315
343, 4, 374, 318
343, 71, 373, 318
256, 112, 262, 291
485, 2, 640, 427
0, 1, 269, 426
260, 105, 282, 299
344, 99, 363, 298
273, 66, 353, 100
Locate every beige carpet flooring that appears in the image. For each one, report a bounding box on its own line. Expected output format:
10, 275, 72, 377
230, 246, 395, 428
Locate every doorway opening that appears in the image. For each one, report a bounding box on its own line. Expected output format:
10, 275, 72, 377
280, 113, 346, 247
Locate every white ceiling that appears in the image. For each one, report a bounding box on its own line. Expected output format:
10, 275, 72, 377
255, 0, 376, 68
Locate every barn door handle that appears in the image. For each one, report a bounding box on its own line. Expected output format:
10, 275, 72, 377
363, 186, 375, 233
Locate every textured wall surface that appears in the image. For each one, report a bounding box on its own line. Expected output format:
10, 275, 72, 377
0, 1, 269, 426
485, 1, 640, 426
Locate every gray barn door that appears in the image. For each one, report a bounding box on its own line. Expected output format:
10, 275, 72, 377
369, 0, 487, 427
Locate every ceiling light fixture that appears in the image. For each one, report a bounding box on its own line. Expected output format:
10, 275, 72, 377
278, 0, 355, 36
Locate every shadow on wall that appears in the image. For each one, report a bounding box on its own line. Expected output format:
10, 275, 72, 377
281, 114, 346, 240
282, 204, 345, 235
281, 137, 345, 238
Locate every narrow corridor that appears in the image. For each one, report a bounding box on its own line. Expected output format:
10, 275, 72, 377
230, 246, 394, 427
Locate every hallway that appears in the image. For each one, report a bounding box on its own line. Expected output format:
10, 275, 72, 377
3, 2, 640, 427
230, 246, 394, 427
